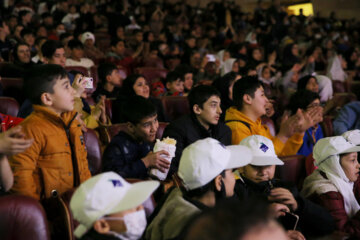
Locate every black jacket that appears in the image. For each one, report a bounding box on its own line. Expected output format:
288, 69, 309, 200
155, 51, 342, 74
235, 176, 335, 237
102, 131, 152, 179
162, 114, 232, 178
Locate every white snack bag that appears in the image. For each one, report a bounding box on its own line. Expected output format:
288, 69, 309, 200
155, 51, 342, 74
149, 138, 176, 181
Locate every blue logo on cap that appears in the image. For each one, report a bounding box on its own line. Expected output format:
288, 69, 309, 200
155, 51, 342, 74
109, 179, 122, 187
260, 143, 269, 152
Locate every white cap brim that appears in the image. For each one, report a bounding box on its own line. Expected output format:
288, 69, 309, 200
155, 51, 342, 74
251, 156, 284, 166
226, 145, 253, 169
74, 180, 159, 238
340, 146, 360, 155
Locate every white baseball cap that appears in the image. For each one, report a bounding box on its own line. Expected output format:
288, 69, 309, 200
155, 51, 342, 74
313, 136, 360, 166
178, 138, 252, 190
342, 130, 360, 146
70, 172, 159, 238
81, 32, 95, 44
239, 135, 284, 166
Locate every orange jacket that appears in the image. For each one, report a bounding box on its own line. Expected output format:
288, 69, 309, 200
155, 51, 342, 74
225, 107, 303, 156
10, 105, 91, 200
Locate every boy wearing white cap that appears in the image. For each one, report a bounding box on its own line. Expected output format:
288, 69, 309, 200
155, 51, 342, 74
70, 171, 159, 240
145, 138, 252, 240
301, 135, 360, 238
237, 135, 335, 238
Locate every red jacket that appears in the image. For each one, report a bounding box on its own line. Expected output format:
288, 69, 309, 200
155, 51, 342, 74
311, 176, 360, 238
0, 113, 23, 132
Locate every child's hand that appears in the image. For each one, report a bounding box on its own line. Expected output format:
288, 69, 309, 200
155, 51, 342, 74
287, 230, 306, 240
72, 74, 86, 98
268, 203, 290, 218
268, 187, 298, 211
92, 96, 106, 121
0, 126, 33, 155
141, 150, 170, 172
278, 112, 299, 140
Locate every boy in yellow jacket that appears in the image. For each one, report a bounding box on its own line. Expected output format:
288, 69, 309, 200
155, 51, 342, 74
10, 64, 91, 200
225, 76, 318, 156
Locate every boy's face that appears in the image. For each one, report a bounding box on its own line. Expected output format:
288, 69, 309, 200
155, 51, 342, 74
107, 69, 122, 86
340, 152, 360, 182
246, 86, 269, 117
166, 79, 184, 93
305, 77, 319, 93
46, 77, 75, 115
113, 41, 125, 55
23, 33, 35, 46
49, 48, 66, 67
131, 114, 158, 143
242, 165, 276, 183
195, 95, 222, 127
71, 47, 84, 60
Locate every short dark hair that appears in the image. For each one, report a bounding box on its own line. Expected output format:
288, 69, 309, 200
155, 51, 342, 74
110, 38, 124, 47
41, 40, 64, 59
121, 95, 157, 125
23, 64, 68, 105
188, 85, 220, 110
34, 36, 47, 47
98, 63, 117, 84
20, 28, 34, 38
165, 71, 182, 85
174, 64, 193, 79
68, 39, 83, 49
297, 75, 317, 90
183, 197, 271, 240
287, 90, 320, 115
232, 76, 263, 109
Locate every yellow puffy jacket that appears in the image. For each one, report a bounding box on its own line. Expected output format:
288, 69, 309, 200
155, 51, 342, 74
10, 105, 91, 200
225, 107, 303, 156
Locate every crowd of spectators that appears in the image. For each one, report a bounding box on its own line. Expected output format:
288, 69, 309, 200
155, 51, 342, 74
1, 0, 360, 239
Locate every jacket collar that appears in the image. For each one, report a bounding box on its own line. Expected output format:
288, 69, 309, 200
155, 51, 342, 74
225, 107, 261, 127
32, 105, 78, 127
190, 113, 215, 136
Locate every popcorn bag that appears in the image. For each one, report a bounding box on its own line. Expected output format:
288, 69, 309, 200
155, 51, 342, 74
149, 137, 176, 181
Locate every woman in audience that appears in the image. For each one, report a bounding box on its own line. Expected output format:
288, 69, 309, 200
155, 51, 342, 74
112, 74, 167, 123
302, 135, 360, 238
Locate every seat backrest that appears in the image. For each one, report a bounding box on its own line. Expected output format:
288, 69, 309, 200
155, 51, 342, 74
0, 195, 50, 240
106, 122, 169, 141
320, 115, 334, 137
276, 155, 306, 190
142, 57, 164, 68
0, 62, 24, 77
0, 97, 19, 116
105, 98, 113, 120
65, 66, 89, 77
84, 128, 102, 175
161, 96, 190, 121
136, 67, 168, 84
0, 77, 24, 104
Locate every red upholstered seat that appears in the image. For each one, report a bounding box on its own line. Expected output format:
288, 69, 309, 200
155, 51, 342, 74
84, 128, 102, 175
276, 155, 306, 190
0, 195, 50, 240
161, 96, 190, 122
136, 67, 168, 84
64, 66, 89, 77
142, 57, 164, 68
0, 77, 24, 104
0, 97, 19, 117
320, 115, 334, 137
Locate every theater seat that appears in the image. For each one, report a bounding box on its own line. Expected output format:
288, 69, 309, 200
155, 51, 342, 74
276, 155, 306, 190
0, 195, 50, 240
0, 77, 24, 104
305, 153, 317, 176
320, 115, 334, 137
136, 67, 168, 84
161, 96, 190, 121
105, 99, 113, 120
142, 57, 164, 68
0, 97, 19, 117
105, 122, 169, 143
65, 66, 89, 77
84, 128, 102, 175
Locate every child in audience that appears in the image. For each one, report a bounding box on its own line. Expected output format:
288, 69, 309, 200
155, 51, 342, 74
183, 198, 288, 240
287, 90, 324, 156
333, 101, 360, 135
164, 71, 184, 96
226, 76, 315, 156
71, 171, 159, 240
174, 64, 194, 94
237, 135, 335, 238
0, 126, 33, 193
145, 138, 252, 240
9, 64, 91, 200
162, 85, 232, 178
301, 135, 360, 238
65, 39, 94, 71
92, 62, 122, 102
102, 95, 170, 179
